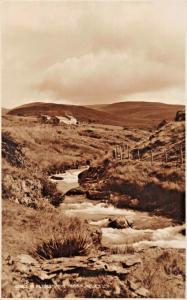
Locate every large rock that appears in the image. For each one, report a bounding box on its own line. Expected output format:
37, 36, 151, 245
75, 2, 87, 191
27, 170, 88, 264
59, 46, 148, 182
13, 262, 31, 274
179, 228, 186, 236
86, 190, 109, 200
13, 255, 39, 274
108, 216, 133, 229
175, 110, 185, 122
78, 159, 111, 185
65, 188, 85, 196
13, 254, 56, 281
122, 256, 142, 267
40, 254, 130, 278
16, 254, 39, 266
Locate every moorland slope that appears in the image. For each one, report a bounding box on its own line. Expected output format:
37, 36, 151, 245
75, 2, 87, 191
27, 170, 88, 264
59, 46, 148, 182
7, 101, 184, 129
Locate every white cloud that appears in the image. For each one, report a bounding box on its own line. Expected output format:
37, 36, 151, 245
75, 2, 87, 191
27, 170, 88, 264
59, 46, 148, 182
2, 0, 186, 107
38, 49, 184, 103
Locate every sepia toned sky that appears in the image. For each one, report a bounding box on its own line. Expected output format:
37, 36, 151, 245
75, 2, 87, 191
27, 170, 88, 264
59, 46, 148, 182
2, 0, 186, 108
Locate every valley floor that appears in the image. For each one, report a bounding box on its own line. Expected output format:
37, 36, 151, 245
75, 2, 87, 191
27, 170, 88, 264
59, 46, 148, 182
1, 115, 186, 298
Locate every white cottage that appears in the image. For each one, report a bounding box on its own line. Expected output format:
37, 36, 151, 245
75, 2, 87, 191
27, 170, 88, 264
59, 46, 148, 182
57, 115, 78, 125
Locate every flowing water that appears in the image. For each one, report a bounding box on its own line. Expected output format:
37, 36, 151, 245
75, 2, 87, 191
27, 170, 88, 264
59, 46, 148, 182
50, 169, 186, 250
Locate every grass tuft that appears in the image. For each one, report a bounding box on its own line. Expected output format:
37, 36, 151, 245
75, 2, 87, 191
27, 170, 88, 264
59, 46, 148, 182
109, 245, 135, 255
32, 216, 96, 259
34, 231, 93, 259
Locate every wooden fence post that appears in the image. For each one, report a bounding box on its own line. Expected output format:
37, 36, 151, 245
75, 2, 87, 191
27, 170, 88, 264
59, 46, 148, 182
151, 150, 153, 165
180, 145, 183, 166
137, 149, 140, 160
127, 145, 130, 160
122, 145, 125, 154
121, 145, 124, 159
117, 146, 120, 160
116, 146, 118, 159
112, 149, 116, 160
120, 146, 123, 160
165, 150, 168, 163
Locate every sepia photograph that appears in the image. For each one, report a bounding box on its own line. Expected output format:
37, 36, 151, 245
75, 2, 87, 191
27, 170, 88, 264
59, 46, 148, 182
1, 0, 186, 298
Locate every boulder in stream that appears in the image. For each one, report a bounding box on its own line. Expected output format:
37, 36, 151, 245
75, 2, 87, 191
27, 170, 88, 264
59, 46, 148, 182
50, 175, 63, 180
65, 188, 85, 196
86, 190, 109, 200
108, 216, 133, 229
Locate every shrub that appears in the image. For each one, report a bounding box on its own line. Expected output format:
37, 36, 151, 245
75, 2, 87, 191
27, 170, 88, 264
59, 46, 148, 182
2, 131, 26, 167
32, 217, 96, 259
41, 178, 64, 207
2, 181, 13, 199
34, 198, 55, 212
34, 231, 93, 259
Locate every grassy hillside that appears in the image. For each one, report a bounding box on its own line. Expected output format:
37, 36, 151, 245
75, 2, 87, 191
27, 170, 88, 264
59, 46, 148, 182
79, 121, 185, 221
95, 101, 184, 128
132, 120, 185, 163
2, 114, 147, 207
7, 102, 122, 127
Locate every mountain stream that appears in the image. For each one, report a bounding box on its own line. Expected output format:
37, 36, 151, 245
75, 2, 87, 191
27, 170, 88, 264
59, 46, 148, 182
50, 168, 185, 251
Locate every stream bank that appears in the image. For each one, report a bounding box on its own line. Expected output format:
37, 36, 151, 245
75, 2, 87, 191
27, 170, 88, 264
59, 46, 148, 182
50, 168, 185, 251
78, 160, 185, 222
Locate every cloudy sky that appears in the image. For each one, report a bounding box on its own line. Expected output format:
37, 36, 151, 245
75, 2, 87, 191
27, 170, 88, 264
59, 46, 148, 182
2, 0, 186, 108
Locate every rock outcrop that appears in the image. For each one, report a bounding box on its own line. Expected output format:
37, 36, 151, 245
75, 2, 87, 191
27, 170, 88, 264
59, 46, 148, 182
2, 132, 26, 167
3, 252, 147, 298
175, 110, 185, 122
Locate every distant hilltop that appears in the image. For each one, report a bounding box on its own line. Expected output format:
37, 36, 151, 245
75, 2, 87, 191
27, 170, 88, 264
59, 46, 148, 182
7, 101, 184, 129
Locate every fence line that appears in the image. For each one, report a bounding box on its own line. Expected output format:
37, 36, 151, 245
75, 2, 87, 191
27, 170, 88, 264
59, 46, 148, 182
112, 141, 185, 167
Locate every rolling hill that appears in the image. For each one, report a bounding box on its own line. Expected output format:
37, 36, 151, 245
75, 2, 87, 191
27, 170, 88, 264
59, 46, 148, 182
7, 102, 119, 125
7, 101, 184, 129
93, 101, 184, 126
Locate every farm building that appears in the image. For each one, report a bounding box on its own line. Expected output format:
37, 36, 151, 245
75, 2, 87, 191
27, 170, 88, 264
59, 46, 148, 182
38, 114, 78, 125
57, 115, 78, 125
